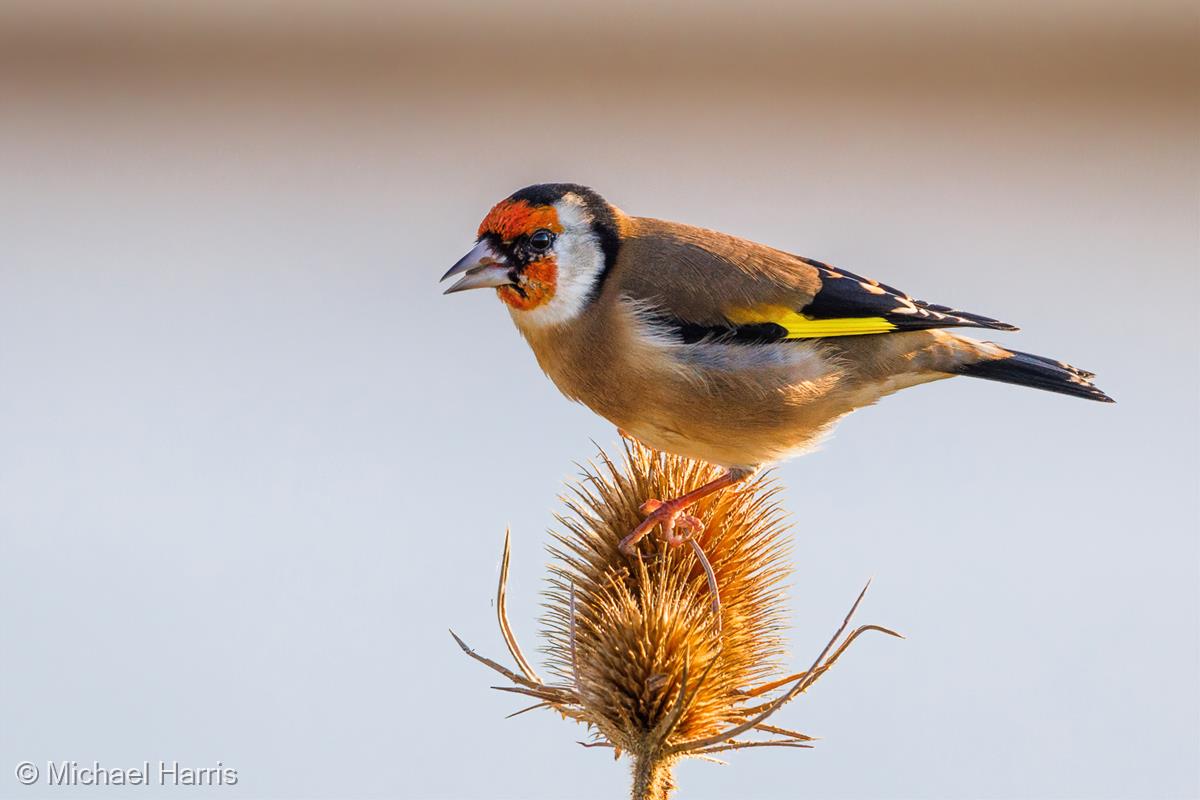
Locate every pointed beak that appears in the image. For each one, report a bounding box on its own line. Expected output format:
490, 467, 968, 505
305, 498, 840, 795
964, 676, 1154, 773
440, 240, 514, 294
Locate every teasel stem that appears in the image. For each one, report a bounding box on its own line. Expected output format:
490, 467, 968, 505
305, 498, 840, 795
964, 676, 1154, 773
631, 751, 677, 800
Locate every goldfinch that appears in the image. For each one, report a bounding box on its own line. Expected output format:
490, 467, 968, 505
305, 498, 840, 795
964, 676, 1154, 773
441, 183, 1112, 553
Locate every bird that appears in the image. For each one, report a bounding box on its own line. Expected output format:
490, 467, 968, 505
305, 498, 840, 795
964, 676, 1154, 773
440, 183, 1112, 554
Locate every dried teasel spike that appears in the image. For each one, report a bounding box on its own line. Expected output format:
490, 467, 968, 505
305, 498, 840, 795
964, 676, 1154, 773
691, 755, 729, 766
752, 722, 817, 742
506, 702, 553, 719
667, 581, 885, 755
696, 740, 814, 755
489, 684, 571, 703
738, 622, 902, 707
448, 629, 541, 690
569, 580, 581, 692
453, 441, 897, 800
739, 670, 816, 698
497, 528, 542, 684
687, 538, 722, 630
660, 648, 723, 751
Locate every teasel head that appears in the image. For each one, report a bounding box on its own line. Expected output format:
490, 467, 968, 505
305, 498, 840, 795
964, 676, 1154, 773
452, 440, 899, 800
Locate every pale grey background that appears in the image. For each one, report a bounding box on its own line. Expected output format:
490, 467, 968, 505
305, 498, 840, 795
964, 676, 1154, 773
1, 2, 1197, 799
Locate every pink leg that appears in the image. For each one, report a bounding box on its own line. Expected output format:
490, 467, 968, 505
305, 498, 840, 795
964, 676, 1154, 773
618, 468, 754, 555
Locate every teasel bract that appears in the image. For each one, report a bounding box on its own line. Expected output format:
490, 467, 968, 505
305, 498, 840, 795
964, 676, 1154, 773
452, 441, 899, 800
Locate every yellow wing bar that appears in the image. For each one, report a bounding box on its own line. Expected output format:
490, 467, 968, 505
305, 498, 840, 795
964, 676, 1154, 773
726, 305, 898, 338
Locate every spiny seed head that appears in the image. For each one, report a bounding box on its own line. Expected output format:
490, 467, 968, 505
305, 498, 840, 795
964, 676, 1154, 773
542, 441, 792, 753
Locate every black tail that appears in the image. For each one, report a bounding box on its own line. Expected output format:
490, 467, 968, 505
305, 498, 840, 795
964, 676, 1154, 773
955, 347, 1114, 402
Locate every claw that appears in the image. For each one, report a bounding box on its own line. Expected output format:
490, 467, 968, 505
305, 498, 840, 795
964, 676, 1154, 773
663, 524, 687, 547
660, 513, 681, 546
664, 514, 702, 547
620, 503, 702, 553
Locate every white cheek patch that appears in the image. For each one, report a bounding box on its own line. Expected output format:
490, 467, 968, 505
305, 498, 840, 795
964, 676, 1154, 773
509, 198, 604, 329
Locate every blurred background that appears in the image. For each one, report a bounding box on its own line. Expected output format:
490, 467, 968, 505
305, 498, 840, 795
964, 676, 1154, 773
1, 2, 1197, 798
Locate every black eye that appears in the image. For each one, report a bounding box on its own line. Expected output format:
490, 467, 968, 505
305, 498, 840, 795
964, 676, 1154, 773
528, 229, 554, 252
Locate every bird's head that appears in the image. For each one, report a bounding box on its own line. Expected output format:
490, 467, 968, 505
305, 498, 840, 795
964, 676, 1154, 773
441, 184, 620, 327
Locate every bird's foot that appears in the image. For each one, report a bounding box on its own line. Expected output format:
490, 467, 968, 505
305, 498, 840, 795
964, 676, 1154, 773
618, 498, 703, 555
617, 468, 752, 556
